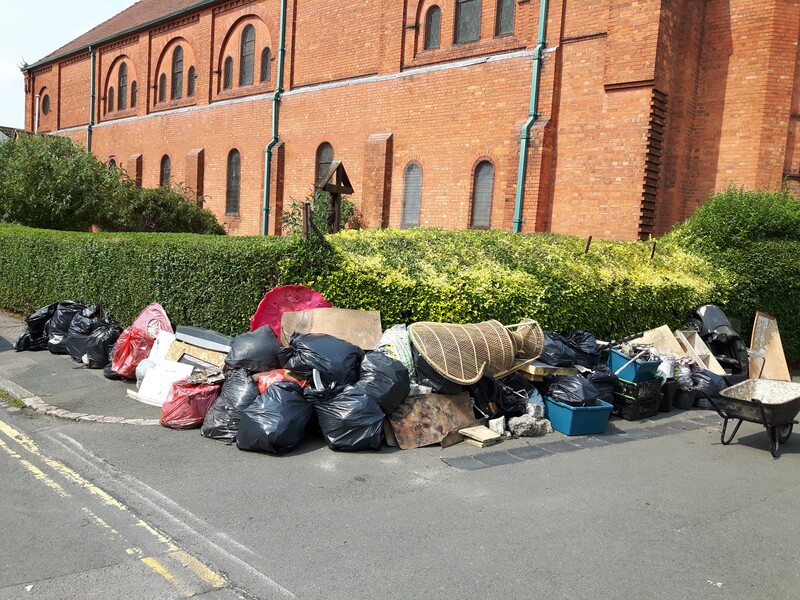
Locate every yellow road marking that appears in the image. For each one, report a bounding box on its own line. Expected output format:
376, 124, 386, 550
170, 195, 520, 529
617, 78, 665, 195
172, 549, 227, 588
136, 519, 178, 551
81, 507, 120, 536
0, 436, 69, 497
141, 556, 195, 597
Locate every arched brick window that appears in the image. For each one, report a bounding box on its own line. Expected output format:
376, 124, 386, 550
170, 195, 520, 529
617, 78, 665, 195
118, 63, 128, 110
158, 73, 167, 102
495, 0, 515, 35
223, 57, 233, 90
226, 149, 241, 216
261, 48, 271, 83
41, 94, 50, 116
455, 0, 481, 44
131, 81, 138, 108
425, 6, 441, 50
240, 24, 255, 86
315, 142, 334, 183
402, 162, 423, 228
160, 155, 171, 187
187, 66, 196, 97
171, 46, 184, 100
108, 158, 117, 170
107, 87, 115, 113
470, 160, 494, 228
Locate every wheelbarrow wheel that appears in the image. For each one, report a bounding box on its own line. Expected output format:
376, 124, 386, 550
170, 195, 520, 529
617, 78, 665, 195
778, 424, 793, 445
768, 426, 781, 458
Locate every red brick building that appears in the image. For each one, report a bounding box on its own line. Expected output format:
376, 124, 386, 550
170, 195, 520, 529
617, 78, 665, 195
22, 0, 800, 239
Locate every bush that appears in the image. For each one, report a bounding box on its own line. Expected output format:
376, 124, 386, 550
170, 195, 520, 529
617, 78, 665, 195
0, 135, 224, 235
281, 189, 361, 235
668, 186, 800, 361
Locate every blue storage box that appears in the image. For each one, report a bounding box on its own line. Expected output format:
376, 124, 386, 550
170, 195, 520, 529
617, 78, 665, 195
544, 397, 613, 436
607, 348, 661, 383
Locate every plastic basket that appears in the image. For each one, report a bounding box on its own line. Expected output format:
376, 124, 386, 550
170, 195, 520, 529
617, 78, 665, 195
608, 348, 661, 383
616, 378, 662, 401
544, 396, 613, 436
612, 392, 660, 421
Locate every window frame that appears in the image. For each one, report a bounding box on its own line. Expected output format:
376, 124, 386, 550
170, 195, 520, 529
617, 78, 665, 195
260, 48, 271, 83
454, 0, 482, 45
470, 160, 494, 229
424, 5, 442, 50
401, 161, 423, 229
495, 0, 515, 36
118, 63, 128, 110
171, 46, 184, 100
158, 73, 167, 103
239, 24, 256, 86
226, 149, 242, 217
131, 81, 138, 108
187, 66, 196, 97
315, 142, 334, 183
160, 155, 172, 187
223, 56, 234, 90
41, 94, 51, 116
107, 86, 115, 113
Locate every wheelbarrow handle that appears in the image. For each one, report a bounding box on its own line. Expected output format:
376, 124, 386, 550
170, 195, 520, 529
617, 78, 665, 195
695, 389, 727, 420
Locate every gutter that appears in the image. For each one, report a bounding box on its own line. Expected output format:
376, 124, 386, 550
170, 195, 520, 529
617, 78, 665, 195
87, 46, 96, 151
513, 0, 550, 233
262, 0, 288, 236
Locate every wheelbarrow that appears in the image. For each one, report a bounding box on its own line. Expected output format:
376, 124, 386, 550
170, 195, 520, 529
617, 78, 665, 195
701, 379, 800, 458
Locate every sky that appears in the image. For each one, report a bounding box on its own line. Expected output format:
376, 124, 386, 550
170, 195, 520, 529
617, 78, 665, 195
0, 0, 136, 129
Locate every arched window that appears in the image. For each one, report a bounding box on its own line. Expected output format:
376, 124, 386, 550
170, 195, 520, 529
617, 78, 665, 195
41, 94, 50, 116
495, 0, 515, 35
131, 81, 138, 108
470, 160, 494, 228
171, 46, 184, 100
424, 6, 441, 50
108, 158, 117, 170
315, 142, 334, 183
160, 155, 172, 187
401, 162, 423, 229
260, 48, 271, 83
118, 63, 128, 110
223, 56, 233, 90
226, 149, 241, 216
158, 73, 167, 102
107, 87, 115, 113
240, 24, 256, 86
187, 66, 196, 97
455, 0, 481, 44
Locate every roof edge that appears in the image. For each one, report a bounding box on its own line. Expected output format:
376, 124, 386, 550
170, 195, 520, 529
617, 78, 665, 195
24, 0, 219, 71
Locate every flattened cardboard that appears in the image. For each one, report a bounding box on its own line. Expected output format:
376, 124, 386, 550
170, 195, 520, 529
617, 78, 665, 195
674, 330, 726, 376
388, 392, 474, 450
750, 312, 791, 381
281, 308, 382, 350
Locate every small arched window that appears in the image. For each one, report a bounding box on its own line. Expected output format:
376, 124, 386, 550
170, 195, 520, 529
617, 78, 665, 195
455, 0, 481, 44
260, 48, 271, 83
226, 149, 241, 216
424, 6, 441, 50
108, 158, 117, 170
160, 155, 172, 187
131, 81, 138, 108
171, 46, 184, 100
470, 160, 494, 228
41, 94, 50, 116
402, 162, 423, 229
223, 57, 233, 90
240, 24, 255, 86
158, 73, 167, 102
118, 63, 128, 110
315, 142, 334, 183
187, 66, 196, 97
495, 0, 515, 35
107, 87, 115, 113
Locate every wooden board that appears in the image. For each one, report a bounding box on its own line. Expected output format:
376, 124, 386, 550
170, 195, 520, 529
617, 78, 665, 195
388, 392, 475, 450
674, 330, 726, 376
440, 418, 487, 449
515, 360, 579, 381
750, 312, 790, 381
630, 325, 685, 357
459, 425, 502, 443
164, 340, 227, 369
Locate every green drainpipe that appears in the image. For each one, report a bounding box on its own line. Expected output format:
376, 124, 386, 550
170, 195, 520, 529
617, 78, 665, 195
88, 46, 96, 151
513, 0, 549, 233
262, 0, 288, 235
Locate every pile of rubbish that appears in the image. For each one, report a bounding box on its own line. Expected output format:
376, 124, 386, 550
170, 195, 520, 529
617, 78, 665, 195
13, 287, 791, 452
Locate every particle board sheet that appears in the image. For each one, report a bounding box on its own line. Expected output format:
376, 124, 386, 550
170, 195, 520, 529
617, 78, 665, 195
164, 340, 227, 369
750, 312, 790, 381
674, 330, 726, 376
515, 360, 579, 381
388, 392, 474, 450
630, 325, 685, 357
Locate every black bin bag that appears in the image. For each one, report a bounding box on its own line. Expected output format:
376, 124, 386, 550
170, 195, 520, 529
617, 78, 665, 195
357, 352, 410, 415
314, 386, 385, 451
46, 301, 86, 355
14, 303, 58, 351
236, 381, 315, 455
584, 366, 618, 404
225, 326, 282, 373
691, 368, 727, 397
279, 333, 363, 387
411, 345, 463, 394
202, 368, 260, 441
546, 375, 601, 407
564, 329, 601, 368
539, 332, 577, 367
86, 326, 122, 369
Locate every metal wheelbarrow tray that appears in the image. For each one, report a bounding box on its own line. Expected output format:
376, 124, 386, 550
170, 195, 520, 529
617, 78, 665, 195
703, 379, 800, 458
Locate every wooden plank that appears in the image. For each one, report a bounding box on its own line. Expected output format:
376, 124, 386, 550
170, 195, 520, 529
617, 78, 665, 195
164, 340, 227, 369
459, 425, 502, 443
440, 418, 487, 449
515, 360, 579, 380
464, 437, 500, 448
750, 312, 790, 381
388, 392, 474, 450
674, 330, 726, 375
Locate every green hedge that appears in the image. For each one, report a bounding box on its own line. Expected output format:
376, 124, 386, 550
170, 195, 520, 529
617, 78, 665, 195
667, 186, 800, 362
0, 224, 725, 342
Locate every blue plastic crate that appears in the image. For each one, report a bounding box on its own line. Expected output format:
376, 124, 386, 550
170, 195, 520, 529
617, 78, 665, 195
544, 396, 613, 436
608, 348, 661, 383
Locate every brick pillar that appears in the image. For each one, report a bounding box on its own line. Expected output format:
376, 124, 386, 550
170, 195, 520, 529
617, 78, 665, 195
361, 133, 393, 228
186, 148, 205, 204
128, 154, 143, 187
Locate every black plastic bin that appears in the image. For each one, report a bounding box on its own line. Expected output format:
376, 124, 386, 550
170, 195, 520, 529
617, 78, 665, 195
659, 380, 678, 412
673, 386, 696, 410
612, 378, 661, 421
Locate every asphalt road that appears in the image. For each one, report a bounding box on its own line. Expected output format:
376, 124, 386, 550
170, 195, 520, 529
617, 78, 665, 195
1, 399, 799, 600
